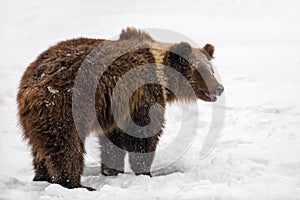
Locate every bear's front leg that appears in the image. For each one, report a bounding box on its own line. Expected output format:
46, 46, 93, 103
128, 151, 154, 176
126, 136, 160, 176
99, 130, 125, 176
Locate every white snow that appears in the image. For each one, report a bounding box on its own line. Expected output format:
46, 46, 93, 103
1, 0, 300, 199
47, 86, 59, 94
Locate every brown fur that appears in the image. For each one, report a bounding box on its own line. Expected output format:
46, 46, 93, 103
17, 27, 223, 190
202, 43, 215, 60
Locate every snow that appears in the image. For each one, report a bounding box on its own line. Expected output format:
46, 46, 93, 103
47, 86, 59, 94
1, 0, 300, 199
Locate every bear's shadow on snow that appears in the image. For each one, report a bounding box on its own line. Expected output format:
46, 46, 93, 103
83, 165, 184, 177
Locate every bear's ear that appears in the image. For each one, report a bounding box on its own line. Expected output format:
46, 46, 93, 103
169, 42, 192, 58
202, 43, 215, 58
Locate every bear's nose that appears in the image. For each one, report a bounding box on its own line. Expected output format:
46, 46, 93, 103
214, 85, 224, 96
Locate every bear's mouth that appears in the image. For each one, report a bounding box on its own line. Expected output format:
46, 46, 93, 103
202, 91, 217, 102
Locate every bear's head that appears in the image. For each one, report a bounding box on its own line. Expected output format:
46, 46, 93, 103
164, 42, 224, 102
118, 27, 224, 102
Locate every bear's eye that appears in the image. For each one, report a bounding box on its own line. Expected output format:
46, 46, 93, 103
208, 65, 215, 75
193, 65, 206, 76
200, 57, 214, 75
191, 57, 214, 75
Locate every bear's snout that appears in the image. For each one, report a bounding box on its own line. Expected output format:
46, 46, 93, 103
214, 84, 224, 96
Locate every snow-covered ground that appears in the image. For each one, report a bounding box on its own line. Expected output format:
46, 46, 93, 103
1, 0, 300, 199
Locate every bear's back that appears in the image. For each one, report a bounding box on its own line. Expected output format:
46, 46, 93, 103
19, 38, 104, 90
17, 36, 167, 135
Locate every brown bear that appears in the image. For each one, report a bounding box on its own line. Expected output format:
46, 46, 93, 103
17, 27, 224, 191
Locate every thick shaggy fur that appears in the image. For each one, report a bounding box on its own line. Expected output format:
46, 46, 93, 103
17, 28, 223, 190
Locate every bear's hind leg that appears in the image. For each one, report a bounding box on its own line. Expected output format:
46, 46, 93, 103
33, 158, 52, 182
45, 133, 95, 191
99, 129, 125, 176
30, 128, 94, 191
44, 143, 95, 191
